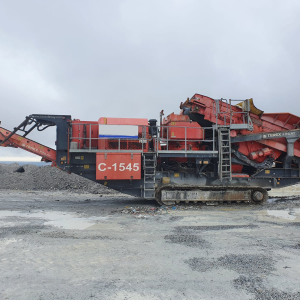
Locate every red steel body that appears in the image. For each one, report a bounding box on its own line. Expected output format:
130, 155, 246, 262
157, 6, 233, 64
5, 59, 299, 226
71, 120, 98, 149
161, 113, 204, 151
182, 94, 300, 162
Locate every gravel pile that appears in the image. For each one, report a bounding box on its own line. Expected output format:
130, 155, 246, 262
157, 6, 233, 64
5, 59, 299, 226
185, 254, 275, 275
0, 163, 113, 194
234, 275, 300, 300
175, 224, 258, 232
117, 204, 203, 217
164, 234, 209, 248
119, 206, 162, 217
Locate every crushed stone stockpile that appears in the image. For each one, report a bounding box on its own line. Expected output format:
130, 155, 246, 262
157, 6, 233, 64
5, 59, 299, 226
0, 163, 114, 194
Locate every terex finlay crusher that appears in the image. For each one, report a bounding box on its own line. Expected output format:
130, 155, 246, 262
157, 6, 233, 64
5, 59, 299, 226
1, 94, 300, 205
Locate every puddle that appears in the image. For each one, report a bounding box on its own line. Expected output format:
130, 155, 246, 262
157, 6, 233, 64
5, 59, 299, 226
268, 198, 280, 203
268, 197, 299, 203
267, 208, 300, 220
0, 210, 108, 230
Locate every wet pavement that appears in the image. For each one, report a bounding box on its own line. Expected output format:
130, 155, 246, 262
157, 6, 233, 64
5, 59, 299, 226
1, 190, 300, 299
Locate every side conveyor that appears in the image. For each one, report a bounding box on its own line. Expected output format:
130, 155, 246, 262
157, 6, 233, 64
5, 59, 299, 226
0, 127, 57, 164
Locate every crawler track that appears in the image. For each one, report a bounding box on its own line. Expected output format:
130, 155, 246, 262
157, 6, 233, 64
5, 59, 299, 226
155, 185, 268, 206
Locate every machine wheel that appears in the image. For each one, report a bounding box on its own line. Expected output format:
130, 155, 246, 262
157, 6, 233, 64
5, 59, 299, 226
251, 189, 268, 204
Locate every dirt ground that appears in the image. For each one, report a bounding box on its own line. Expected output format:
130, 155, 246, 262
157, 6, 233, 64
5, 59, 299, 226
1, 190, 300, 300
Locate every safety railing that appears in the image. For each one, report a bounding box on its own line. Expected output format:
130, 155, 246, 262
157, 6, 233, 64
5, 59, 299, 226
229, 99, 253, 130
154, 125, 215, 152
69, 123, 149, 152
69, 123, 217, 153
213, 98, 253, 131
213, 98, 230, 127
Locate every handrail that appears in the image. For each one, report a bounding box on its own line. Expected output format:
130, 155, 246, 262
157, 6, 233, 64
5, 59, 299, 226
69, 123, 215, 153
213, 98, 253, 130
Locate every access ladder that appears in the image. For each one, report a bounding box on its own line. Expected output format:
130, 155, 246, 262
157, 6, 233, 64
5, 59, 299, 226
218, 127, 232, 181
143, 153, 156, 198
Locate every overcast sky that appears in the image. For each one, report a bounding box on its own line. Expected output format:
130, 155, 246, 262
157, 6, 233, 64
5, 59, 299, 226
1, 0, 300, 160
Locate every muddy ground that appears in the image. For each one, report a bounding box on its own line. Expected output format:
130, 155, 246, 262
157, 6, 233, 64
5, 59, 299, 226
1, 189, 300, 300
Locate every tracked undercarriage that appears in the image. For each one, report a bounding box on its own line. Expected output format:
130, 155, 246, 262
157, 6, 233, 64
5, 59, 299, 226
155, 185, 269, 206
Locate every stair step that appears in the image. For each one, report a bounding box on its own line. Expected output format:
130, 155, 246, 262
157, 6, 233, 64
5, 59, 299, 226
219, 127, 232, 181
143, 153, 156, 197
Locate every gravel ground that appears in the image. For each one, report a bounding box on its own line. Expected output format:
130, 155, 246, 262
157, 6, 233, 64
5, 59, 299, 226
0, 163, 113, 194
1, 163, 300, 299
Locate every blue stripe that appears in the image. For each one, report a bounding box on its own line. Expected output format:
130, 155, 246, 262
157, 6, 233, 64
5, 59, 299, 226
99, 134, 138, 139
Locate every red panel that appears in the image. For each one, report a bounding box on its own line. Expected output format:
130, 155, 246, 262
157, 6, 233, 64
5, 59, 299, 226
162, 112, 204, 140
71, 120, 98, 149
96, 153, 141, 180
232, 164, 243, 173
262, 113, 300, 130
99, 117, 148, 125
232, 174, 249, 178
167, 125, 204, 140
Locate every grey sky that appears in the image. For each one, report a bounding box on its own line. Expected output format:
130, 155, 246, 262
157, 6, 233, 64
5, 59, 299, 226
1, 0, 300, 159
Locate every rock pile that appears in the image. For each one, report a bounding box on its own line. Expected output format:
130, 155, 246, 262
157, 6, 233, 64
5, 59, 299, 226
0, 163, 113, 194
118, 204, 203, 217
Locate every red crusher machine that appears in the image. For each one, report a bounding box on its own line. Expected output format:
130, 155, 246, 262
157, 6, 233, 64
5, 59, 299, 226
1, 93, 300, 205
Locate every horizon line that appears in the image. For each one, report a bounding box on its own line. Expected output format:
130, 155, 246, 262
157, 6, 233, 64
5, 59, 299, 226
0, 157, 42, 162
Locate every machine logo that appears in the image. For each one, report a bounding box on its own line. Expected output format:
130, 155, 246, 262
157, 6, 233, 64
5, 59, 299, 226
98, 162, 139, 172
96, 153, 141, 180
